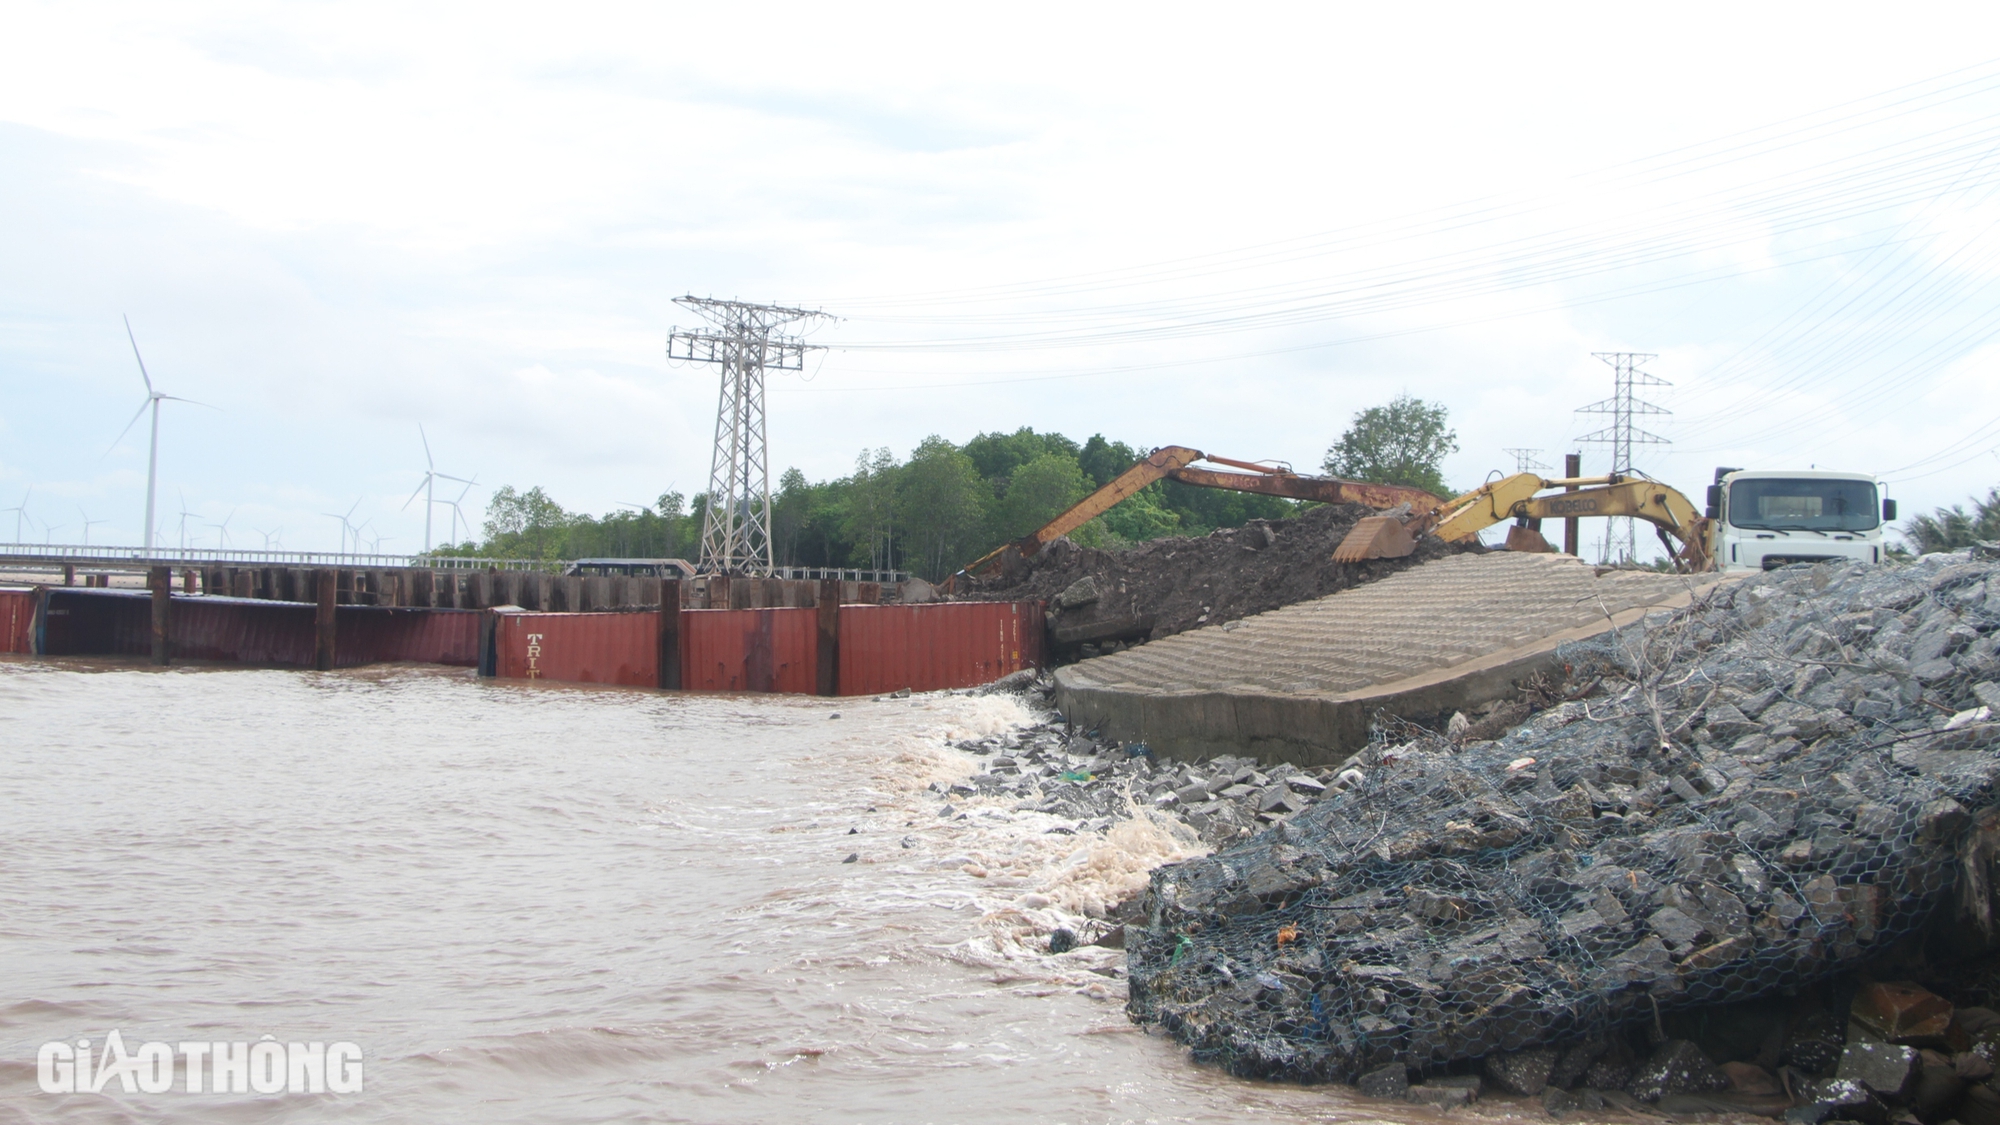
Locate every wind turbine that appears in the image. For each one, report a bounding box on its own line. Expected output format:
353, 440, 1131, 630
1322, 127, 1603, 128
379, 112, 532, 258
176, 491, 196, 551
115, 316, 209, 551
322, 499, 362, 555
77, 505, 107, 547
402, 425, 475, 554
41, 518, 65, 545
2, 488, 29, 542
442, 476, 479, 547
207, 506, 237, 549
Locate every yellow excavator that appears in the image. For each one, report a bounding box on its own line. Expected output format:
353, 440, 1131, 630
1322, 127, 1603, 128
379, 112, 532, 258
953, 446, 1716, 583
1344, 469, 1715, 572
951, 446, 1446, 586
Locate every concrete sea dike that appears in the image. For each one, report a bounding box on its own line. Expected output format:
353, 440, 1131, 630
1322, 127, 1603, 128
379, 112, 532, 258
1055, 552, 1723, 766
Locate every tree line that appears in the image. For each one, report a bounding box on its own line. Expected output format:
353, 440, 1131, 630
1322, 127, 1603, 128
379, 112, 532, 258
438, 394, 1473, 579
446, 430, 1308, 579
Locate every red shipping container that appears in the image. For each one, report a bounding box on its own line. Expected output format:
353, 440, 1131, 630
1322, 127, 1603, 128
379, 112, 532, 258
681, 607, 820, 693
337, 607, 480, 667
837, 601, 1041, 696
0, 589, 35, 654
493, 610, 660, 687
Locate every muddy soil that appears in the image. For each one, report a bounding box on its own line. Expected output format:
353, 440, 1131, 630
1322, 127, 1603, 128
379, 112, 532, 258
955, 503, 1483, 652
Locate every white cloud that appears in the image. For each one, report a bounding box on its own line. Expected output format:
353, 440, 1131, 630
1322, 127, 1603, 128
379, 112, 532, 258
5, 2, 2000, 554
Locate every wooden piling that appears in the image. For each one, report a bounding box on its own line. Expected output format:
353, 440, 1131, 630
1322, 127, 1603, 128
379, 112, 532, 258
816, 579, 840, 696
149, 566, 171, 665
1563, 452, 1582, 556
314, 569, 337, 671
658, 577, 683, 690
62, 564, 74, 586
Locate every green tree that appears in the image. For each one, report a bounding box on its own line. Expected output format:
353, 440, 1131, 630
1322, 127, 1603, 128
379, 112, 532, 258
1078, 434, 1141, 488
897, 436, 988, 580
1322, 393, 1458, 498
842, 448, 899, 571
484, 485, 572, 559
963, 427, 1082, 484
1905, 486, 2000, 553
1100, 481, 1182, 542
771, 468, 810, 565
994, 451, 1090, 540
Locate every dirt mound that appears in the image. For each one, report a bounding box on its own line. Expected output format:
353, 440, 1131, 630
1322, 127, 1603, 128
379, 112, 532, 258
955, 504, 1479, 654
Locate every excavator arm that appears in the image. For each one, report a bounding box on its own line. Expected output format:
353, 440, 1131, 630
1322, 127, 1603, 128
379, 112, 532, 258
952, 446, 1443, 584
1417, 472, 1716, 573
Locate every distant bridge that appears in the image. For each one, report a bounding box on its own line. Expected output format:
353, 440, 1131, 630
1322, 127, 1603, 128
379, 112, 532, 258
0, 543, 909, 585
0, 542, 549, 572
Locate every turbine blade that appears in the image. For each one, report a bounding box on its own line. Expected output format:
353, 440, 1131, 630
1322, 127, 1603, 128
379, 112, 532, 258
123, 315, 154, 395
420, 423, 433, 469
402, 476, 429, 510
107, 397, 152, 454
157, 395, 218, 410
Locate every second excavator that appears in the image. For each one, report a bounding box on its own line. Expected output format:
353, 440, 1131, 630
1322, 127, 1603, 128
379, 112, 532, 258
952, 446, 1445, 584
955, 446, 1721, 583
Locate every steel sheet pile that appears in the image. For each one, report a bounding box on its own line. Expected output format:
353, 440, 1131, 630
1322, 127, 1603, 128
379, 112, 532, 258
1127, 552, 2000, 1096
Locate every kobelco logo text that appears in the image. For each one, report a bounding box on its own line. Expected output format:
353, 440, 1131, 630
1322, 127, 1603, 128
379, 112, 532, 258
36, 1031, 363, 1094
1542, 497, 1601, 516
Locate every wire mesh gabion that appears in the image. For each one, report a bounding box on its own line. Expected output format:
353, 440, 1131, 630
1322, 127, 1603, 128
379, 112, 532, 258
1126, 552, 2000, 1085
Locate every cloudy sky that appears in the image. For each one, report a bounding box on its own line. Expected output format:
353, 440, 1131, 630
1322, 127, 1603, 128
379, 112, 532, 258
6, 4, 2000, 557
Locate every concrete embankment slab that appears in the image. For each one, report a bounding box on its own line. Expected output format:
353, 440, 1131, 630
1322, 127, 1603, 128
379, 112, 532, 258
1053, 552, 1725, 766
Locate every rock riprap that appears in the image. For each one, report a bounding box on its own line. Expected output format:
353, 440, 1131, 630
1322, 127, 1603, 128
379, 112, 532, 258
1125, 553, 2000, 1089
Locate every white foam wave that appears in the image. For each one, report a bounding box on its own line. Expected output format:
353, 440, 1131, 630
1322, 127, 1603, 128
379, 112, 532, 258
849, 691, 1212, 991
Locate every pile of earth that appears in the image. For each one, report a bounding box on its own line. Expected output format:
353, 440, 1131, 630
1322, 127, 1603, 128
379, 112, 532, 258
953, 503, 1480, 657
1124, 549, 2000, 1122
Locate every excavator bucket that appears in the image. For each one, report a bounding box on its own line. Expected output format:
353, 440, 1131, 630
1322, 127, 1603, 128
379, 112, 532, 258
1504, 525, 1556, 553
1332, 516, 1417, 563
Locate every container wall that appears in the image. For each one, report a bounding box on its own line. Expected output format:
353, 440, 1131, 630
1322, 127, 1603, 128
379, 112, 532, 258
172, 599, 317, 665
493, 610, 660, 687
681, 607, 820, 693
39, 589, 155, 658
837, 601, 1042, 696
0, 589, 36, 654
34, 588, 479, 669
338, 607, 481, 667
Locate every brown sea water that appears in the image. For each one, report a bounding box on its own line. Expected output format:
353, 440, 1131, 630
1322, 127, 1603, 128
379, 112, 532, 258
0, 658, 1424, 1123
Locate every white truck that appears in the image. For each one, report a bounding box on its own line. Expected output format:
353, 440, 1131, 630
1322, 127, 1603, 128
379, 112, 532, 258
1705, 468, 1897, 572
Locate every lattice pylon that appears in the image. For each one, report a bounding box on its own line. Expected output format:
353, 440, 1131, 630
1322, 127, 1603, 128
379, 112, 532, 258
668, 297, 828, 575
1577, 351, 1671, 563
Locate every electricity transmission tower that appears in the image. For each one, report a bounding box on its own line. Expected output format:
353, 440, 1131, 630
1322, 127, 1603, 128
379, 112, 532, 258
667, 297, 829, 574
1502, 447, 1550, 474
1577, 352, 1671, 563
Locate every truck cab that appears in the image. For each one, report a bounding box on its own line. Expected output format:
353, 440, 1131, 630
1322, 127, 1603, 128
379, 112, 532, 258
1707, 468, 1896, 571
